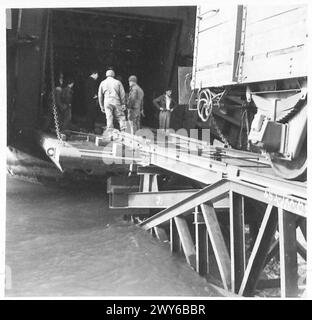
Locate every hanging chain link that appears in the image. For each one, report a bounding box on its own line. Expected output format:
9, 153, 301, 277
48, 14, 63, 143
210, 114, 231, 148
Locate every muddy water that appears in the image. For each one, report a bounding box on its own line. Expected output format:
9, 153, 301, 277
6, 176, 219, 297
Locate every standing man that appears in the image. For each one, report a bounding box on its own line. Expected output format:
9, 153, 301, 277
153, 88, 177, 131
84, 69, 99, 132
98, 69, 127, 132
60, 77, 74, 131
127, 75, 144, 134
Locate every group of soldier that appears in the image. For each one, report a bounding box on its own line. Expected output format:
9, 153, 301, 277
96, 69, 144, 134
50, 68, 177, 135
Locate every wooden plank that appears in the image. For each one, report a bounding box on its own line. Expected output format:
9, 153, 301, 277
174, 216, 196, 269
201, 203, 231, 290
230, 192, 246, 293
279, 209, 298, 297
238, 205, 277, 296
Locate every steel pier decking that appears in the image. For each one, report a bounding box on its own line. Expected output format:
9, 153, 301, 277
107, 130, 306, 297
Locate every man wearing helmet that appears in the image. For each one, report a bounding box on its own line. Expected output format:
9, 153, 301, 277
98, 69, 127, 131
127, 75, 144, 134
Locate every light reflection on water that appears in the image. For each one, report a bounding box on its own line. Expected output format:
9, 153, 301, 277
6, 176, 219, 297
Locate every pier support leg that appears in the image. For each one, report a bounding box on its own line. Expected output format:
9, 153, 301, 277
201, 202, 231, 290
278, 209, 298, 297
194, 207, 209, 276
174, 216, 196, 269
238, 205, 278, 296
170, 218, 181, 254
230, 192, 245, 293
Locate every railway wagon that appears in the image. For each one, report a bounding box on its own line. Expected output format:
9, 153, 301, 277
191, 5, 307, 180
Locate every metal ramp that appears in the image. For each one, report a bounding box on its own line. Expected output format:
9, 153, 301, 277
107, 130, 306, 297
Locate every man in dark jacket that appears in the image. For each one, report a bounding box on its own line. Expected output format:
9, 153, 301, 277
84, 69, 99, 132
153, 88, 177, 131
127, 75, 144, 134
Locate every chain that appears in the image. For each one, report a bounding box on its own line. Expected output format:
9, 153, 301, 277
238, 107, 250, 150
48, 13, 63, 143
210, 114, 231, 148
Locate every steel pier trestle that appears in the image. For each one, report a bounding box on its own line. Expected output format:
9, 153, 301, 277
107, 130, 307, 297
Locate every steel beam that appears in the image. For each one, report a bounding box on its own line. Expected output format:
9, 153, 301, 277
278, 209, 298, 297
170, 219, 181, 254
296, 241, 306, 261
239, 205, 278, 296
106, 130, 306, 296
149, 151, 223, 185
111, 131, 306, 202
174, 216, 196, 269
107, 175, 140, 193
137, 165, 170, 175
126, 190, 229, 209
201, 203, 231, 290
264, 238, 279, 266
230, 192, 245, 293
194, 208, 209, 276
129, 190, 199, 208
230, 181, 306, 217
139, 180, 230, 230
141, 173, 158, 192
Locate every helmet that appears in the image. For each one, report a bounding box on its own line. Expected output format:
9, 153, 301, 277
128, 75, 137, 83
106, 70, 115, 77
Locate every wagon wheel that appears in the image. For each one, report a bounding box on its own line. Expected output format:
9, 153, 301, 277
197, 89, 213, 122
269, 136, 307, 181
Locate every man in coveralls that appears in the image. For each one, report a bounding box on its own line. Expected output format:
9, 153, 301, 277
127, 75, 144, 134
98, 69, 126, 131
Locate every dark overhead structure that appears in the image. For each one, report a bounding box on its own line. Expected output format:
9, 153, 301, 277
7, 7, 196, 151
